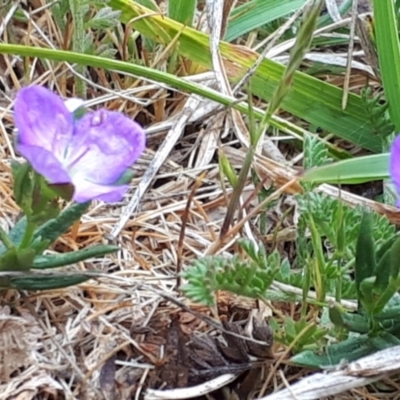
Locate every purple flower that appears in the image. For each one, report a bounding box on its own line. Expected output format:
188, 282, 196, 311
390, 135, 400, 206
14, 85, 145, 203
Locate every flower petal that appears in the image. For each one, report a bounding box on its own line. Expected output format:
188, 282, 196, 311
17, 144, 71, 184
64, 98, 85, 113
71, 174, 128, 203
14, 85, 74, 160
390, 135, 400, 205
66, 109, 146, 184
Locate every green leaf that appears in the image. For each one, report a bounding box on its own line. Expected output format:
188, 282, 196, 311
374, 245, 391, 293
291, 335, 377, 368
0, 217, 27, 255
32, 245, 119, 269
84, 7, 121, 29
110, 0, 382, 151
256, 0, 323, 145
219, 151, 238, 187
33, 202, 90, 245
0, 0, 383, 152
355, 213, 376, 299
113, 169, 135, 185
390, 237, 400, 279
372, 0, 400, 132
11, 161, 33, 215
302, 153, 389, 184
329, 305, 369, 334
225, 0, 307, 42
376, 235, 399, 262
0, 248, 35, 272
134, 0, 159, 11
317, 0, 352, 27
168, 0, 196, 26
46, 183, 75, 202
9, 273, 93, 290
377, 304, 400, 321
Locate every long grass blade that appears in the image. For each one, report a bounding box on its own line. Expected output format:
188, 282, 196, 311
108, 0, 382, 152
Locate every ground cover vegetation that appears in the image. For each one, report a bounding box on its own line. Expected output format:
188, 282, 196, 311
2, 0, 400, 399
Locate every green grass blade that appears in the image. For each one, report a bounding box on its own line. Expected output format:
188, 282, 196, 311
317, 0, 352, 27
255, 0, 323, 144
168, 0, 196, 26
107, 0, 381, 152
134, 0, 159, 11
225, 0, 307, 42
371, 0, 400, 132
0, 43, 353, 157
302, 153, 389, 184
2, 0, 382, 152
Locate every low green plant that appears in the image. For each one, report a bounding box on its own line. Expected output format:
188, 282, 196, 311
182, 116, 399, 365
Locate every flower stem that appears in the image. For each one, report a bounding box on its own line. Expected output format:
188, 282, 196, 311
0, 226, 14, 250
69, 0, 86, 97
19, 221, 36, 249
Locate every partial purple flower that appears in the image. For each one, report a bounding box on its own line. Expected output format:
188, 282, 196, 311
390, 135, 400, 207
14, 85, 146, 203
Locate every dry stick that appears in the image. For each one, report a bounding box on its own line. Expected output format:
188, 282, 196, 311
342, 0, 359, 109
177, 171, 208, 288
278, 369, 298, 400
193, 197, 218, 243
205, 177, 299, 255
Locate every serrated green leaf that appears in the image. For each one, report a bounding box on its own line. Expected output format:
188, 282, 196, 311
84, 7, 121, 29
